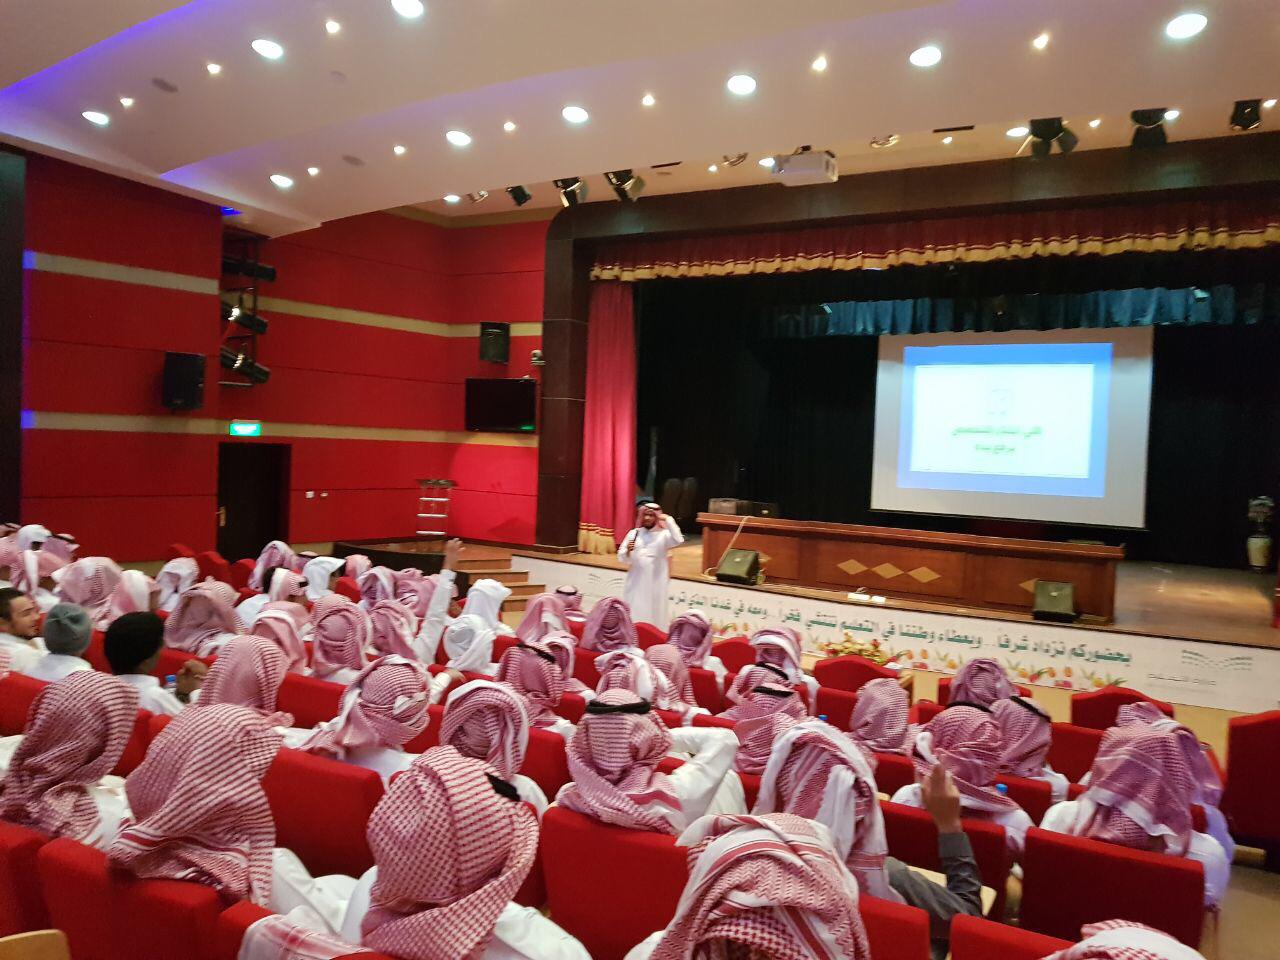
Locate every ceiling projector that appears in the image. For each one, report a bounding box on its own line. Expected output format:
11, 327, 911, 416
772, 148, 838, 186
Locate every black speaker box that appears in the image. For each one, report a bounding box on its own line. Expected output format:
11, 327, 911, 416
1031, 580, 1077, 623
715, 548, 760, 585
162, 352, 205, 410
479, 322, 510, 363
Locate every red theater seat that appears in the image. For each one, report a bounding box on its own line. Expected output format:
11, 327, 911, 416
0, 822, 50, 936
995, 774, 1054, 824
1046, 722, 1105, 783
687, 667, 723, 712
635, 622, 667, 648
572, 653, 602, 691
215, 902, 395, 960
112, 711, 155, 777
1069, 687, 1173, 730
937, 677, 1032, 705
567, 618, 584, 641
229, 559, 256, 590
38, 838, 223, 960
152, 648, 214, 682
915, 700, 944, 724
860, 895, 931, 960
334, 576, 361, 603
404, 704, 445, 754
950, 914, 1072, 960
196, 550, 233, 585
1222, 709, 1280, 867
277, 674, 344, 727
1020, 827, 1204, 947
541, 806, 688, 960
492, 634, 518, 663
814, 655, 899, 693
711, 637, 754, 674
556, 692, 587, 725
521, 728, 572, 798
236, 587, 258, 604
737, 771, 761, 808
83, 630, 111, 673
881, 802, 1011, 917
167, 543, 196, 560
690, 713, 736, 729
264, 749, 384, 878
0, 673, 47, 734
816, 686, 859, 729
871, 752, 917, 797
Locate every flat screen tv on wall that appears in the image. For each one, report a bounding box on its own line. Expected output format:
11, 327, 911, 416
465, 377, 537, 433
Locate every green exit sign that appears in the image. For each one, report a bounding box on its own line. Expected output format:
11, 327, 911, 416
228, 420, 263, 437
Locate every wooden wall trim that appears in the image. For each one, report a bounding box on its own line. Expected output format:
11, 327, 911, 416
0, 150, 25, 521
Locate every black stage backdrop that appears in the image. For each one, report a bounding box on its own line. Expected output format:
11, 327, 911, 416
635, 252, 1280, 568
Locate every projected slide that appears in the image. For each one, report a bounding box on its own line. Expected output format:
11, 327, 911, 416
899, 342, 1110, 498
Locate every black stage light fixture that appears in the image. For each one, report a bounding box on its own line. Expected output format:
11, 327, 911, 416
1231, 99, 1262, 131
554, 177, 587, 207
1130, 108, 1169, 148
221, 256, 277, 282
604, 169, 645, 202
221, 303, 268, 335
506, 185, 532, 207
1028, 117, 1078, 158
219, 345, 271, 384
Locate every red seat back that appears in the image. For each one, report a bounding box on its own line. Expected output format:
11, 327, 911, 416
214, 901, 274, 960
937, 677, 1032, 705
492, 634, 518, 663
152, 648, 214, 682
813, 655, 899, 693
334, 576, 361, 603
915, 700, 944, 724
196, 550, 233, 585
687, 667, 723, 712
860, 895, 931, 960
556, 692, 587, 725
37, 837, 223, 960
1222, 709, 1280, 849
0, 821, 50, 936
229, 559, 256, 590
815, 686, 859, 729
263, 749, 384, 877
690, 713, 735, 729
737, 771, 761, 808
167, 543, 196, 560
521, 728, 572, 798
0, 673, 47, 734
404, 704, 445, 754
1069, 687, 1174, 730
277, 674, 344, 728
995, 774, 1054, 824
83, 630, 112, 672
1045, 722, 1105, 783
236, 587, 258, 604
950, 914, 1072, 960
572, 652, 602, 691
1020, 827, 1204, 947
881, 801, 1011, 916
567, 618, 584, 641
871, 752, 917, 797
635, 622, 667, 648
112, 711, 155, 777
711, 637, 754, 673
541, 806, 688, 960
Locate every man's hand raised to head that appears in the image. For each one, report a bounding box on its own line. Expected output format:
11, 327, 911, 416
921, 763, 963, 835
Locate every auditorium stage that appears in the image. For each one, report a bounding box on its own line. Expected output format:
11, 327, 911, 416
509, 542, 1280, 714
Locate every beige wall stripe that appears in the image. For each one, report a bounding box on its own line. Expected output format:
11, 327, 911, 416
23, 251, 219, 295
256, 295, 540, 339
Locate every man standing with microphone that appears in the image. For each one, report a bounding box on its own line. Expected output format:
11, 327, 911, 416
617, 502, 684, 626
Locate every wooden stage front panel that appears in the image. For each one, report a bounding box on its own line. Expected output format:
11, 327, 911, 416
699, 513, 1123, 621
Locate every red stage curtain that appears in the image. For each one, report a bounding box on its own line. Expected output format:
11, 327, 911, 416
591, 195, 1280, 281
578, 282, 637, 554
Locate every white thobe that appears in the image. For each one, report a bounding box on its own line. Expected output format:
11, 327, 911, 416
0, 633, 46, 674
617, 517, 684, 627
23, 653, 93, 682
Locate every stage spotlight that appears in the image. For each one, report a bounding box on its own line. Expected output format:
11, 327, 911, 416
1028, 117, 1078, 158
1130, 108, 1169, 148
221, 303, 268, 335
604, 169, 645, 202
506, 185, 532, 207
1230, 99, 1262, 131
219, 346, 271, 384
467, 190, 489, 203
221, 256, 277, 282
553, 177, 587, 207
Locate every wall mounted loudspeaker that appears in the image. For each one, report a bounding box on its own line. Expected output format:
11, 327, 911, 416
479, 322, 510, 363
162, 351, 205, 411
715, 548, 761, 586
1031, 580, 1077, 623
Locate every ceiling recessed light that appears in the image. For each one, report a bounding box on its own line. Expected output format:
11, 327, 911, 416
503, 120, 517, 132
307, 166, 320, 176
251, 38, 284, 60
392, 0, 425, 18
641, 93, 656, 107
811, 54, 828, 73
393, 144, 407, 155
1164, 108, 1181, 121
119, 97, 134, 108
562, 105, 589, 124
869, 134, 899, 149
1006, 125, 1030, 138
726, 74, 757, 96
443, 194, 461, 204
1264, 99, 1277, 110
1032, 32, 1050, 50
707, 164, 718, 173
1165, 13, 1207, 40
909, 45, 942, 67
445, 129, 472, 147
1089, 118, 1102, 128
269, 174, 294, 189
325, 19, 341, 34
206, 62, 222, 75
758, 156, 775, 168
81, 110, 110, 126
942, 135, 953, 145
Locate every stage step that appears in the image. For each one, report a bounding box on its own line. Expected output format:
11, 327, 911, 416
461, 567, 529, 586
454, 542, 539, 618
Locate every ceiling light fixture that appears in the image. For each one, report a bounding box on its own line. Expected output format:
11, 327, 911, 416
393, 144, 407, 155
1130, 108, 1170, 148
119, 97, 134, 108
1165, 13, 1207, 40
562, 105, 589, 124
443, 194, 461, 203
1264, 99, 1277, 110
251, 38, 284, 60
269, 173, 294, 189
726, 74, 757, 96
721, 153, 748, 167
1032, 32, 1050, 50
325, 20, 342, 34
942, 136, 953, 145
82, 110, 110, 126
467, 191, 489, 203
909, 45, 942, 67
707, 164, 718, 173
869, 134, 899, 149
758, 156, 775, 168
445, 129, 472, 147
1089, 118, 1102, 128
307, 166, 320, 176
605, 169, 645, 202
1230, 99, 1262, 131
641, 93, 656, 107
392, 0, 425, 18
1006, 125, 1030, 138
206, 62, 222, 75
1028, 117, 1078, 158
506, 186, 532, 207
554, 177, 587, 207
1164, 108, 1181, 121
503, 120, 517, 132
811, 54, 828, 72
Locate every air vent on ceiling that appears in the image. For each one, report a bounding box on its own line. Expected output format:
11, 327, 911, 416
932, 125, 976, 133
342, 155, 365, 167
151, 77, 179, 93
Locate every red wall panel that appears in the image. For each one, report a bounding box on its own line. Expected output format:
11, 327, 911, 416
24, 340, 215, 417
22, 431, 216, 499
21, 494, 216, 561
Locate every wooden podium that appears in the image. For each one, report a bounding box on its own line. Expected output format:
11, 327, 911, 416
699, 513, 1123, 621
